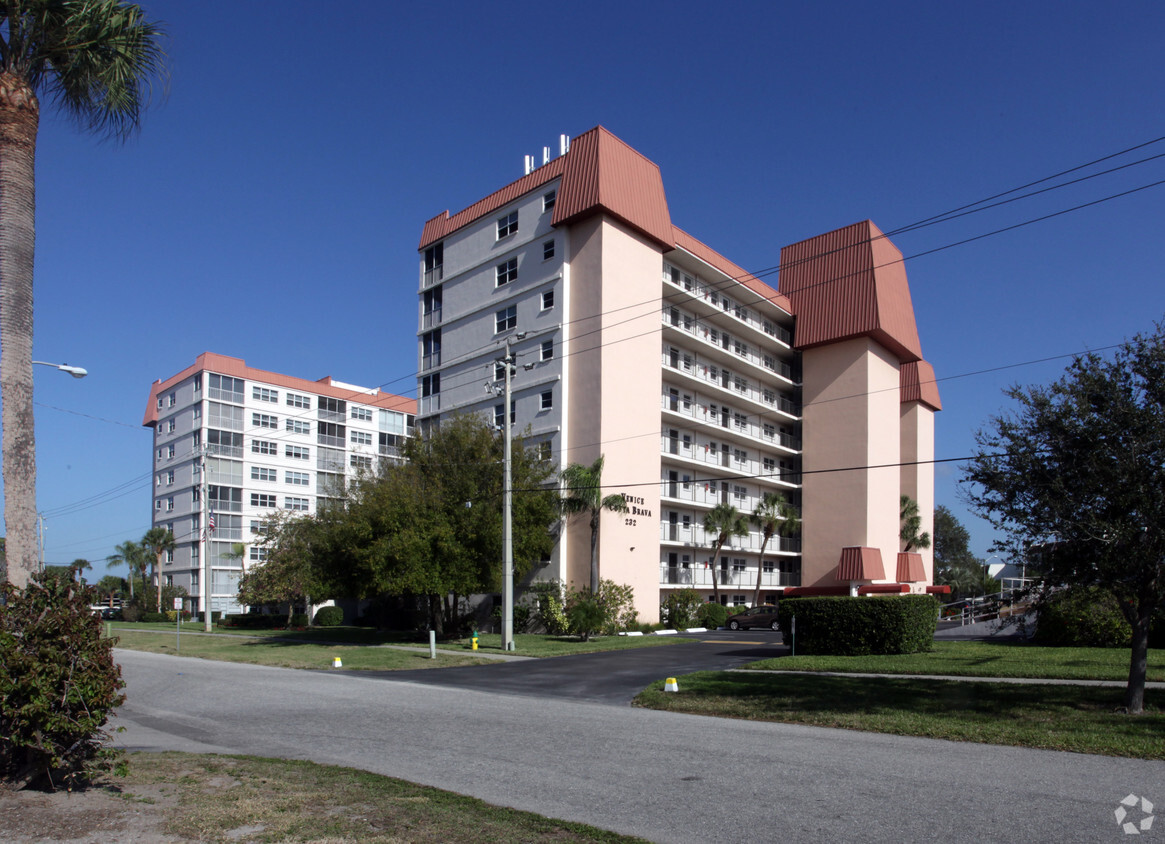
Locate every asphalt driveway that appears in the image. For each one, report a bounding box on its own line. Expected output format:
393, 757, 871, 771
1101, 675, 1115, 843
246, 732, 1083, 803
348, 630, 788, 705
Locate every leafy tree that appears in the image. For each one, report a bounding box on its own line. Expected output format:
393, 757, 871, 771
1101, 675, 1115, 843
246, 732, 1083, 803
750, 491, 799, 606
106, 539, 145, 599
0, 1, 166, 589
140, 527, 174, 614
703, 503, 749, 605
310, 414, 558, 635
237, 512, 319, 627
933, 505, 985, 601
899, 495, 931, 552
963, 322, 1165, 714
94, 574, 125, 604
560, 455, 628, 593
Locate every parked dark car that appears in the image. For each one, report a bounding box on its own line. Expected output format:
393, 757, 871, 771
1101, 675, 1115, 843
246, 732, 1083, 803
726, 604, 780, 630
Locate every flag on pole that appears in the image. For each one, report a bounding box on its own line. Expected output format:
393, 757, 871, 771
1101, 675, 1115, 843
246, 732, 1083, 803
208, 510, 216, 534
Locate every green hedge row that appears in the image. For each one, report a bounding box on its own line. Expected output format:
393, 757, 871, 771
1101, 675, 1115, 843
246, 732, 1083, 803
219, 613, 285, 629
777, 595, 938, 655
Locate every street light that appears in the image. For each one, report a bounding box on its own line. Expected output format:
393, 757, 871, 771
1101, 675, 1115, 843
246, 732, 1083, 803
33, 361, 87, 378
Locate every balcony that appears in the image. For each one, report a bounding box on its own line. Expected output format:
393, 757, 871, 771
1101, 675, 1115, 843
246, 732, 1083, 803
662, 267, 794, 347
662, 308, 799, 384
659, 564, 801, 589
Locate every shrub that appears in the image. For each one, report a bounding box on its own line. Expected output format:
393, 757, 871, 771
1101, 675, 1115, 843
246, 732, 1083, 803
596, 580, 638, 634
140, 612, 168, 623
777, 595, 938, 655
163, 610, 191, 623
1033, 587, 1131, 648
661, 589, 701, 629
119, 604, 142, 623
697, 602, 729, 630
220, 613, 282, 629
1, 576, 125, 790
531, 582, 569, 635
565, 594, 607, 641
289, 613, 309, 628
490, 602, 533, 633
313, 606, 344, 627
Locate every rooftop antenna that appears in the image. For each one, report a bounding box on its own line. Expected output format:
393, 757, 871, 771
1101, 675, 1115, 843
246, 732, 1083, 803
542, 146, 551, 165
524, 154, 535, 175
560, 134, 570, 156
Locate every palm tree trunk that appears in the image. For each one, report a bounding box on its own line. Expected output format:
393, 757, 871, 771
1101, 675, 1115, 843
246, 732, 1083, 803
589, 510, 600, 593
155, 553, 164, 613
0, 73, 40, 590
753, 534, 771, 607
710, 541, 723, 604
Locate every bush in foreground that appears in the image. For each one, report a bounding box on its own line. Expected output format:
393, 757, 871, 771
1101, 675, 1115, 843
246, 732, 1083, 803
1034, 587, 1131, 648
0, 576, 125, 790
777, 595, 938, 655
313, 605, 344, 627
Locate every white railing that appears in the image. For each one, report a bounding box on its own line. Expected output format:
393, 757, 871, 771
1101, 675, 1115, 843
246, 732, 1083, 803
659, 564, 800, 588
662, 307, 797, 382
663, 267, 794, 346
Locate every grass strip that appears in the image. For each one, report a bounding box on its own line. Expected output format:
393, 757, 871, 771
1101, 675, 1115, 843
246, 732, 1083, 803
743, 640, 1165, 681
111, 631, 492, 671
634, 671, 1165, 759
118, 751, 647, 843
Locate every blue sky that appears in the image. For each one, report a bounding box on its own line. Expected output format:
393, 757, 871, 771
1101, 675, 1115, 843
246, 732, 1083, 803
15, 0, 1165, 579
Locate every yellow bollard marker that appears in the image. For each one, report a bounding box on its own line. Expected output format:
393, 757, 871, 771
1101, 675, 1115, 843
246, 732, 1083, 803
664, 677, 679, 692
472, 636, 479, 651
332, 656, 342, 668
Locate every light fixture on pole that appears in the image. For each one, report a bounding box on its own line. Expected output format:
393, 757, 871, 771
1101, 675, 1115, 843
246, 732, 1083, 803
32, 361, 87, 378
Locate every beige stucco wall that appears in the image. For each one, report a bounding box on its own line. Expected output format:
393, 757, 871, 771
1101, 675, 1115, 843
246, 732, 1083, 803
800, 337, 901, 585
565, 216, 663, 622
900, 402, 936, 585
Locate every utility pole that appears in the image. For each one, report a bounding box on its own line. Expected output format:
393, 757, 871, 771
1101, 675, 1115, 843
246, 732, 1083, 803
201, 444, 211, 632
501, 339, 515, 652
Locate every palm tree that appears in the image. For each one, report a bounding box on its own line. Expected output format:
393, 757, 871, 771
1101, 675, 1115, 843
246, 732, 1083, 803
106, 539, 144, 599
703, 503, 749, 605
560, 456, 628, 593
0, 2, 166, 589
141, 526, 175, 613
70, 557, 91, 583
899, 495, 931, 552
750, 492, 800, 606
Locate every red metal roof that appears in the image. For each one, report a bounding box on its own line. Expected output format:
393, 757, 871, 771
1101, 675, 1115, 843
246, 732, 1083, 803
142, 352, 416, 427
926, 584, 952, 595
836, 546, 886, 582
900, 360, 942, 411
778, 220, 923, 363
895, 552, 926, 583
857, 583, 911, 595
672, 227, 792, 314
551, 126, 673, 248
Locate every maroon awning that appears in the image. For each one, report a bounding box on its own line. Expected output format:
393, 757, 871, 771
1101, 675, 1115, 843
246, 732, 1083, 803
896, 552, 926, 583
836, 546, 885, 582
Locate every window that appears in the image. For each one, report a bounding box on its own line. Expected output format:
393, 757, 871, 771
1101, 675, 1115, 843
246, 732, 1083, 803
166, 497, 174, 511
733, 485, 747, 502
250, 520, 268, 535
167, 444, 175, 459
540, 390, 553, 411
167, 392, 176, 407
252, 386, 278, 403
543, 240, 555, 260
349, 454, 373, 471
165, 549, 174, 564
286, 445, 310, 460
156, 396, 163, 409
495, 257, 518, 286
251, 493, 277, 508
286, 392, 311, 409
285, 497, 310, 511
351, 406, 372, 421
495, 305, 517, 333
193, 377, 201, 394
166, 470, 174, 486
421, 373, 440, 397
208, 374, 244, 403
167, 418, 176, 433
538, 441, 551, 460
541, 290, 554, 311
543, 190, 556, 211
193, 404, 201, 420
249, 546, 269, 562
286, 471, 310, 486
253, 413, 278, 429
351, 430, 372, 446
251, 467, 276, 482
252, 439, 277, 455
209, 401, 244, 431
496, 210, 518, 238
154, 499, 162, 511
540, 340, 553, 361
494, 400, 515, 427
286, 419, 310, 435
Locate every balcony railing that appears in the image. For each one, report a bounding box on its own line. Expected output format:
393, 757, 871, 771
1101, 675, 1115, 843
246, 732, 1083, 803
659, 564, 801, 588
663, 267, 794, 347
661, 307, 798, 382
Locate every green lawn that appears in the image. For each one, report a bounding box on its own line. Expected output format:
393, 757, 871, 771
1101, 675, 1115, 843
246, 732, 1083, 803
108, 624, 693, 664
634, 671, 1165, 759
744, 640, 1165, 682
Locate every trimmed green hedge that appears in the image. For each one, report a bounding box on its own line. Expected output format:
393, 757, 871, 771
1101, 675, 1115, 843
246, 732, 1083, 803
220, 613, 284, 629
697, 602, 729, 630
777, 595, 938, 655
313, 606, 344, 627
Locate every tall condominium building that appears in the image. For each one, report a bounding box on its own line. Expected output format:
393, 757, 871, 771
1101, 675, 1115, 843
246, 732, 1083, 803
417, 126, 941, 623
143, 353, 415, 614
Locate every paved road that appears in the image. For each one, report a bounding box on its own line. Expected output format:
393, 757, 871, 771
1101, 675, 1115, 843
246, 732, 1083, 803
115, 648, 1164, 843
350, 631, 787, 705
